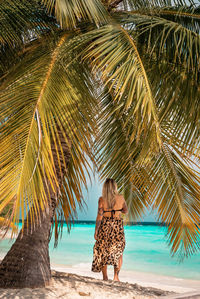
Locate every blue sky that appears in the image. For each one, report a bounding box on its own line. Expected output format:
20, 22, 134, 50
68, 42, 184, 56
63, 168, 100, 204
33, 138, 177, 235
76, 176, 157, 221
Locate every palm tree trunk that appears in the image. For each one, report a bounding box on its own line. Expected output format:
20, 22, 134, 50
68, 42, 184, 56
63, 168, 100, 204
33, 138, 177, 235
0, 203, 54, 288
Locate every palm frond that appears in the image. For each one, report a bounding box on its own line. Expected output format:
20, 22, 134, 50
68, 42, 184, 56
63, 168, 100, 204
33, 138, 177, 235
0, 0, 57, 72
117, 0, 196, 10
41, 0, 108, 28
149, 144, 200, 258
72, 24, 162, 150
155, 6, 200, 24
95, 88, 153, 221
117, 10, 200, 77
143, 59, 200, 158
0, 33, 97, 233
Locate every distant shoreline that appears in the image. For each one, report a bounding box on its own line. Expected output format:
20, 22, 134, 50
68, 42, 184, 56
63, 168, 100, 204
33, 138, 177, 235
70, 221, 167, 226
17, 220, 167, 226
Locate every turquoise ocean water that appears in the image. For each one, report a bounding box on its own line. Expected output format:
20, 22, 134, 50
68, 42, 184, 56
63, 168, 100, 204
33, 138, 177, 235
1, 222, 199, 280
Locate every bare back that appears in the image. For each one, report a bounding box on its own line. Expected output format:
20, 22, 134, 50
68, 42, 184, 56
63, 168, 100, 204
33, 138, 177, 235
101, 194, 126, 218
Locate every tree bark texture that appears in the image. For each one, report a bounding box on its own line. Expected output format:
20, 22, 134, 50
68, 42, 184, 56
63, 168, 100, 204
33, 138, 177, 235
0, 125, 71, 288
0, 208, 52, 288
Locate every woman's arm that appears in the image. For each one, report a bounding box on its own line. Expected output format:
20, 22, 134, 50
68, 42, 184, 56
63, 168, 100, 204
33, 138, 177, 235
94, 197, 104, 240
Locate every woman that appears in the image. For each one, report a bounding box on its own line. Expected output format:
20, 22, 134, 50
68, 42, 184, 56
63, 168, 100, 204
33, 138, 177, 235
91, 178, 128, 281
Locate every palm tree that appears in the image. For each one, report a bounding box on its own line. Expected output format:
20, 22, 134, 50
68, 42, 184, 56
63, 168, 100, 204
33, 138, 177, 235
0, 0, 200, 288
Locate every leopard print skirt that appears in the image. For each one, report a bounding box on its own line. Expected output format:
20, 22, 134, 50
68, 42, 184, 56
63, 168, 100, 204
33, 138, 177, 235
91, 216, 125, 272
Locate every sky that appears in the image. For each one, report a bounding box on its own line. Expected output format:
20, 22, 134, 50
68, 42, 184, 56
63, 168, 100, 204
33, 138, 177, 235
76, 175, 157, 222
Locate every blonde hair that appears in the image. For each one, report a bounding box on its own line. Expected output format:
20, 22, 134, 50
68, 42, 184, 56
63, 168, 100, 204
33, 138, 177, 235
102, 178, 118, 209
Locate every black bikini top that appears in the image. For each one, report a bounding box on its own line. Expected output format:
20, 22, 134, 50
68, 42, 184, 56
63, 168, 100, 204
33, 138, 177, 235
103, 208, 123, 219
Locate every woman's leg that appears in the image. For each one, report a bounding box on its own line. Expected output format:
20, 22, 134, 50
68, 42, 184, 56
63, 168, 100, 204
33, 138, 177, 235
114, 255, 123, 281
102, 265, 108, 280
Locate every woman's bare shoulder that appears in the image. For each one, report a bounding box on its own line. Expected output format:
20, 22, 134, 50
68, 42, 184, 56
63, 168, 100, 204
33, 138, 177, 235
116, 194, 125, 202
98, 196, 104, 205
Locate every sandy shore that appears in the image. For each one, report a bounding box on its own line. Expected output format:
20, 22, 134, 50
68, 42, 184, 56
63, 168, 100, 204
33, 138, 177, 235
0, 265, 200, 299
0, 270, 174, 299
52, 264, 200, 294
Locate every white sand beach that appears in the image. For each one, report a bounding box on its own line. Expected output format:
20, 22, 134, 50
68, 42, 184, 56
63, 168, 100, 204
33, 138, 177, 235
52, 264, 200, 294
0, 263, 200, 299
0, 270, 174, 299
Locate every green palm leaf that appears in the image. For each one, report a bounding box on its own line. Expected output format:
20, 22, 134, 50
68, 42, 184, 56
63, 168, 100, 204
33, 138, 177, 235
95, 88, 153, 221
144, 59, 200, 158
0, 33, 97, 231
117, 0, 195, 10
118, 9, 200, 77
0, 0, 57, 72
71, 24, 162, 150
42, 0, 108, 28
149, 144, 200, 258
